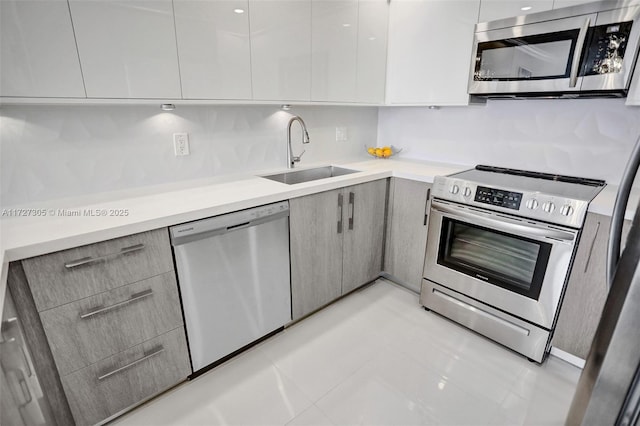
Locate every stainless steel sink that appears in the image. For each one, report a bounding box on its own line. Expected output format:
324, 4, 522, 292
261, 166, 358, 185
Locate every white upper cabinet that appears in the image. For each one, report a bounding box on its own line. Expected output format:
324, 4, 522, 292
478, 0, 554, 22
250, 0, 312, 101
1, 0, 85, 98
356, 0, 388, 104
174, 0, 252, 100
68, 0, 181, 99
311, 0, 388, 103
552, 0, 598, 9
386, 0, 480, 106
311, 0, 359, 102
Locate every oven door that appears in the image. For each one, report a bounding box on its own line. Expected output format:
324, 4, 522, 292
424, 199, 579, 329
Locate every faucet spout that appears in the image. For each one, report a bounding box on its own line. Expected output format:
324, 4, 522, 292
287, 116, 310, 169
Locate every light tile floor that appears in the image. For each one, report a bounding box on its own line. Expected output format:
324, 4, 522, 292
113, 279, 581, 426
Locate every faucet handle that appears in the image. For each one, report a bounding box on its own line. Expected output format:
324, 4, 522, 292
293, 149, 306, 162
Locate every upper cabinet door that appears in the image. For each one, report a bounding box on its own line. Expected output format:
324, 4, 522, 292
250, 0, 312, 101
1, 0, 85, 98
386, 0, 480, 105
174, 0, 251, 100
478, 0, 554, 22
311, 0, 359, 102
356, 0, 388, 104
552, 0, 598, 9
68, 0, 181, 99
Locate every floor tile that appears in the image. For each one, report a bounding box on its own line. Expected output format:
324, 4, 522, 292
285, 405, 335, 426
111, 280, 581, 426
316, 346, 501, 425
113, 348, 312, 426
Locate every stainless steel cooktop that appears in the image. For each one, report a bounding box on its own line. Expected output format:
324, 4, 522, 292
432, 165, 606, 228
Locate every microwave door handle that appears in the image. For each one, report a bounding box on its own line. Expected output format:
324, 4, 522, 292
431, 203, 576, 242
570, 17, 591, 88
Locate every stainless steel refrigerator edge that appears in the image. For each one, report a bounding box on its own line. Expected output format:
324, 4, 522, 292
567, 134, 640, 425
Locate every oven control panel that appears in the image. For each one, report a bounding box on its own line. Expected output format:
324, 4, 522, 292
432, 176, 593, 228
474, 186, 522, 210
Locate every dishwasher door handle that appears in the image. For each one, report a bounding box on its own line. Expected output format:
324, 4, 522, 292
171, 209, 289, 246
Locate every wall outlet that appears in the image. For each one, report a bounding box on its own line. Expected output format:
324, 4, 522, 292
336, 127, 348, 142
173, 133, 190, 156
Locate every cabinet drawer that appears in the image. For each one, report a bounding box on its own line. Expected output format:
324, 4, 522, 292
61, 327, 190, 426
40, 272, 183, 376
22, 228, 173, 311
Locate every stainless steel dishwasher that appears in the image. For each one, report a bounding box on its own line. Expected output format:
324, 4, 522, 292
170, 201, 291, 374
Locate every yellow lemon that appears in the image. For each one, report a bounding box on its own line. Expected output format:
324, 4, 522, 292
382, 148, 392, 158
367, 147, 375, 155
375, 148, 383, 157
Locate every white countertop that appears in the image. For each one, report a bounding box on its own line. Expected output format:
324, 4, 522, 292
1, 157, 637, 317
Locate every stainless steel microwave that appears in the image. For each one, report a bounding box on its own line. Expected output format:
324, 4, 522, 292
468, 1, 640, 98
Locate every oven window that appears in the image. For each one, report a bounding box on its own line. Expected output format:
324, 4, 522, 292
474, 29, 580, 81
438, 218, 551, 300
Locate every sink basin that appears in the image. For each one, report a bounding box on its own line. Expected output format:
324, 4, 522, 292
261, 166, 358, 185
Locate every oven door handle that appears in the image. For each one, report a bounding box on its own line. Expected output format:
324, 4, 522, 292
431, 203, 576, 242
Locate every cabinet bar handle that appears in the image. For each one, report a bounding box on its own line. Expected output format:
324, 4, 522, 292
424, 188, 431, 226
80, 289, 153, 319
348, 192, 355, 230
337, 193, 343, 234
584, 221, 601, 273
64, 243, 145, 269
97, 346, 164, 381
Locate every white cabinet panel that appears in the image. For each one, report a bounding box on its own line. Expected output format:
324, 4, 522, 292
311, 0, 359, 101
386, 0, 480, 105
552, 0, 598, 9
1, 0, 85, 98
479, 0, 554, 22
174, 0, 251, 100
68, 0, 181, 99
356, 0, 388, 103
250, 0, 312, 101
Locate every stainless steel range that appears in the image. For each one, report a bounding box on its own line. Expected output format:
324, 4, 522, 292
421, 165, 605, 362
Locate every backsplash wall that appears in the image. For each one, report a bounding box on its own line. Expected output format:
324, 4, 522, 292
0, 105, 377, 207
378, 99, 640, 184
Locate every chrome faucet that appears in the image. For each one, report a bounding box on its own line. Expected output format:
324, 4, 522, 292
287, 116, 310, 169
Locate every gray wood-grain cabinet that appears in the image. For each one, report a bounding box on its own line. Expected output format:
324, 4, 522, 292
61, 327, 190, 426
383, 178, 432, 293
40, 272, 184, 376
553, 212, 632, 359
22, 229, 174, 311
14, 227, 190, 426
290, 179, 388, 320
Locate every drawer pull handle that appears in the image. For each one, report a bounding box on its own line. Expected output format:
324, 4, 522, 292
79, 289, 153, 319
97, 345, 164, 381
64, 243, 146, 269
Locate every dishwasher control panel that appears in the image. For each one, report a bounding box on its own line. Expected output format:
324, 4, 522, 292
170, 201, 290, 242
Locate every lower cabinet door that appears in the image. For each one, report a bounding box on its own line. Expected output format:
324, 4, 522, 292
40, 272, 183, 376
290, 189, 344, 320
342, 180, 388, 294
384, 178, 431, 292
61, 327, 190, 426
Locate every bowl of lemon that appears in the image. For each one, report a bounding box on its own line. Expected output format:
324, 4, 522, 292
366, 145, 401, 159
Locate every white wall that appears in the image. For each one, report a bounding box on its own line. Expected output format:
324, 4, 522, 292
378, 99, 640, 184
0, 105, 377, 207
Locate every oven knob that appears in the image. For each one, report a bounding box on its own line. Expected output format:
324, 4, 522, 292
463, 187, 472, 197
450, 185, 460, 195
542, 202, 556, 214
560, 204, 574, 216
526, 199, 539, 210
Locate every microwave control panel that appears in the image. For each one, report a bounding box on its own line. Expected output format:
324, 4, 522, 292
582, 21, 633, 75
